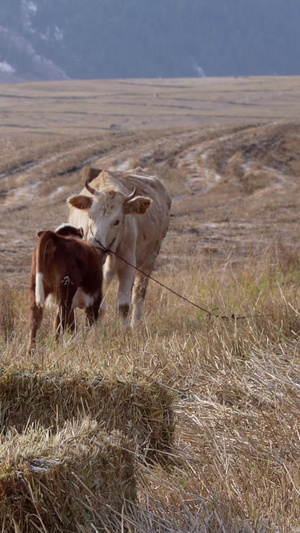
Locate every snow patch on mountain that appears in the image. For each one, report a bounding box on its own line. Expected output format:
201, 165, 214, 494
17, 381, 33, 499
0, 25, 69, 82
0, 61, 15, 73
21, 0, 38, 33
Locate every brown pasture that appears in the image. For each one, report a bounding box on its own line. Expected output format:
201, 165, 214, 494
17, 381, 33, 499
1, 76, 300, 531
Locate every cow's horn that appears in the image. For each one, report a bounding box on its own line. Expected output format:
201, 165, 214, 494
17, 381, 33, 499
127, 187, 137, 200
85, 180, 97, 195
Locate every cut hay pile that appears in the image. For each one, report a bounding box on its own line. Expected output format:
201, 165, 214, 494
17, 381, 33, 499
0, 370, 175, 460
0, 420, 136, 532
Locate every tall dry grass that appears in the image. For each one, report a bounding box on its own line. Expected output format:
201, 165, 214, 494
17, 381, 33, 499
1, 249, 300, 531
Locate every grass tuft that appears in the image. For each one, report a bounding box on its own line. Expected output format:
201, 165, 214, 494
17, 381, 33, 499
0, 284, 15, 342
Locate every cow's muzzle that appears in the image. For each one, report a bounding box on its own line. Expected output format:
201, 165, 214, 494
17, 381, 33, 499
90, 229, 115, 254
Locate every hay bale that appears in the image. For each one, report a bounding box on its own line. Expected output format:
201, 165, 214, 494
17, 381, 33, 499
0, 420, 136, 532
0, 370, 175, 460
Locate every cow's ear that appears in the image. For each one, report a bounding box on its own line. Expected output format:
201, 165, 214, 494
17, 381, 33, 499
67, 195, 93, 210
123, 196, 152, 215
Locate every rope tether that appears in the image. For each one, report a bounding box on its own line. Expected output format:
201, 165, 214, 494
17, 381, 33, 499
93, 234, 252, 321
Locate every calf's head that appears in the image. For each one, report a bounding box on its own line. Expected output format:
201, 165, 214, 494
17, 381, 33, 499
54, 224, 84, 238
67, 181, 152, 251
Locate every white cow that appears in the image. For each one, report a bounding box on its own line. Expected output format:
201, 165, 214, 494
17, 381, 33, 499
68, 167, 171, 327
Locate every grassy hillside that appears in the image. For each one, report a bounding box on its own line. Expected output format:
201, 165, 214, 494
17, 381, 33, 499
0, 76, 300, 531
0, 77, 300, 136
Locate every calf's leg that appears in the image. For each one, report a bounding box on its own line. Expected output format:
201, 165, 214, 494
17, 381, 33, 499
28, 303, 43, 353
55, 284, 76, 340
85, 293, 102, 326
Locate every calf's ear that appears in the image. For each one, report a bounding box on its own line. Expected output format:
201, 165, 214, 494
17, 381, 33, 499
123, 196, 152, 215
67, 195, 93, 210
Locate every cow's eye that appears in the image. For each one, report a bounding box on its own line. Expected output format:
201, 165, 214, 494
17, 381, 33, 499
113, 219, 120, 226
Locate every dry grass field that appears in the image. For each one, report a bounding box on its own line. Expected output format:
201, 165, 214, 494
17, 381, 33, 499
1, 76, 300, 531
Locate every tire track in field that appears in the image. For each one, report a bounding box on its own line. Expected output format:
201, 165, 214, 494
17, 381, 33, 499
2, 121, 300, 285
0, 140, 106, 212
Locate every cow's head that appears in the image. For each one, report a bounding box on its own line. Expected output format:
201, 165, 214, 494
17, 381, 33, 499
67, 181, 152, 251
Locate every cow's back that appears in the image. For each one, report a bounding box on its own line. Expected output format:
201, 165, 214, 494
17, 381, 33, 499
115, 171, 171, 267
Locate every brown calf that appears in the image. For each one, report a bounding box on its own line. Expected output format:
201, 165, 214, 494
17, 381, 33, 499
28, 224, 104, 353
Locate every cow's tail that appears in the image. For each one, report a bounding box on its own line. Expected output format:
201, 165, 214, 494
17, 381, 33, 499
35, 231, 56, 307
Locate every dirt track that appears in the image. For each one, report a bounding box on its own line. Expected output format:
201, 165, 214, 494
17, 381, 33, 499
1, 120, 300, 286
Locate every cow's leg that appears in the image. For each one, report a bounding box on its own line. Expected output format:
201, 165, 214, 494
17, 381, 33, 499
100, 255, 114, 321
116, 264, 135, 327
99, 255, 116, 318
131, 270, 150, 328
28, 303, 43, 353
103, 254, 116, 285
